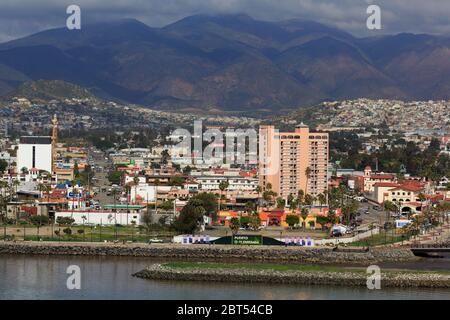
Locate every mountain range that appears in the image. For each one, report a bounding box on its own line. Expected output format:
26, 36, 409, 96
1, 14, 450, 113
2, 80, 97, 103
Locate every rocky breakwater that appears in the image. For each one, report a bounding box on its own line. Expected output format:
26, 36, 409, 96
133, 264, 450, 288
0, 242, 418, 264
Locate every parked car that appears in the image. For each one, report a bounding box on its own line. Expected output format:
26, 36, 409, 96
331, 229, 343, 237
148, 238, 163, 243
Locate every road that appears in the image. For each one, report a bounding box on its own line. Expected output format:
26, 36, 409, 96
88, 149, 117, 206
358, 201, 388, 226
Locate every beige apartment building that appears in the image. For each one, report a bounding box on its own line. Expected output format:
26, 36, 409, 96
259, 124, 329, 199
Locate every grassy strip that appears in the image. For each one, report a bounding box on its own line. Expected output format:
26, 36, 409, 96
163, 261, 450, 275
164, 262, 366, 273
349, 232, 405, 247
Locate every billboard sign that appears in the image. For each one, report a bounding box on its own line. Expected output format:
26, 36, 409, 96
232, 235, 262, 245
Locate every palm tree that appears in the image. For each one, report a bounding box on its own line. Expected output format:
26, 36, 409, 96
276, 197, 285, 209
342, 201, 358, 225
218, 179, 229, 211
244, 201, 256, 214
304, 167, 311, 195
255, 185, 262, 211
0, 180, 8, 198
304, 194, 313, 206
418, 193, 427, 213
311, 195, 317, 207
12, 180, 20, 198
229, 217, 240, 236
297, 189, 305, 208
300, 208, 309, 230
383, 200, 397, 223
255, 185, 262, 197
318, 193, 326, 208
38, 183, 50, 201
289, 199, 298, 212
133, 176, 140, 204
154, 178, 160, 212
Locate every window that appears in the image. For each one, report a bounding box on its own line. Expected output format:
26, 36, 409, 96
32, 146, 36, 168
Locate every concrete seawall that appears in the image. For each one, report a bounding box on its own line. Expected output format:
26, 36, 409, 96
0, 242, 418, 264
133, 264, 450, 288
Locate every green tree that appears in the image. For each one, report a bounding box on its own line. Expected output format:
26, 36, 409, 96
276, 197, 285, 209
304, 194, 313, 206
192, 193, 218, 221
248, 213, 261, 231
29, 215, 49, 226
317, 192, 327, 207
229, 217, 240, 235
169, 176, 184, 186
244, 201, 256, 213
0, 159, 8, 173
182, 166, 192, 175
383, 200, 398, 222
108, 171, 124, 185
297, 189, 305, 206
240, 216, 251, 229
161, 149, 170, 165
316, 216, 329, 230
56, 217, 75, 226
327, 210, 337, 226
341, 201, 359, 225
159, 200, 174, 211
285, 215, 300, 228
172, 202, 205, 234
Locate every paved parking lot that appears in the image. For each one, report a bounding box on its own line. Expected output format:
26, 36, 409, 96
358, 201, 388, 225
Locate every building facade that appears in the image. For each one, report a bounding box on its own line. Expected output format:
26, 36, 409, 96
259, 124, 329, 198
17, 136, 52, 173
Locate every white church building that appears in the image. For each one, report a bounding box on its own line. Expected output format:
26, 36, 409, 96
17, 136, 53, 174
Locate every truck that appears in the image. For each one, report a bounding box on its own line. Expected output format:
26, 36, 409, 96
331, 224, 348, 237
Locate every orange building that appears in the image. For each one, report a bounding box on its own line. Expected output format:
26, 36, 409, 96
259, 124, 329, 198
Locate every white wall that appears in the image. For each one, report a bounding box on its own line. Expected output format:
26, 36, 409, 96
55, 211, 141, 225
315, 228, 380, 246
130, 184, 156, 203
17, 143, 52, 173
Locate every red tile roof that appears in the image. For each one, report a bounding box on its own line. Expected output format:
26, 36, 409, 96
374, 182, 399, 188
370, 174, 395, 180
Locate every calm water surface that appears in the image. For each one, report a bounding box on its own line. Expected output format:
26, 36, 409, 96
0, 254, 449, 300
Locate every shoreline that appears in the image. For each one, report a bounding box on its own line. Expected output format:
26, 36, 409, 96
0, 241, 419, 265
133, 263, 450, 289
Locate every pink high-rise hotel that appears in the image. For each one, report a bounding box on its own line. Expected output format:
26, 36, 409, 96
259, 124, 329, 198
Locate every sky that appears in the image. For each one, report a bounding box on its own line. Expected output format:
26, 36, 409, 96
1, 0, 450, 42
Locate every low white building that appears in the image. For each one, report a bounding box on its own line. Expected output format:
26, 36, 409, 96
195, 176, 258, 191
0, 151, 13, 165
129, 184, 156, 204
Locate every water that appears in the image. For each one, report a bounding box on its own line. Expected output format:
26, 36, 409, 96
0, 255, 449, 300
